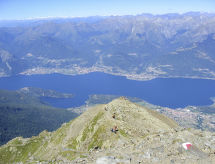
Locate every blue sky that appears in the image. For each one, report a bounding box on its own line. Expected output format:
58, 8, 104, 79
0, 0, 215, 20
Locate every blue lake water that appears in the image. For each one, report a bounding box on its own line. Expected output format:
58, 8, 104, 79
0, 72, 215, 108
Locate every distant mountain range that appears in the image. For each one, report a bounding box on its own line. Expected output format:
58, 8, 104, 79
0, 12, 215, 80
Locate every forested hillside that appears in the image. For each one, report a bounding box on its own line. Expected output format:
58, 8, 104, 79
0, 88, 78, 145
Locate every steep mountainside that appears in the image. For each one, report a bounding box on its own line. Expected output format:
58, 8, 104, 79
70, 94, 215, 132
1, 97, 214, 163
0, 88, 77, 146
0, 12, 215, 80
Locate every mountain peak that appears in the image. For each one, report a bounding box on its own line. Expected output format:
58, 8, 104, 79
105, 97, 178, 132
0, 98, 215, 163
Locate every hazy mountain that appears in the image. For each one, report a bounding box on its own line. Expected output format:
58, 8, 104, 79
0, 12, 215, 80
1, 97, 214, 163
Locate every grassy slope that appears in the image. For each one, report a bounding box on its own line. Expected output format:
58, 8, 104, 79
0, 97, 179, 163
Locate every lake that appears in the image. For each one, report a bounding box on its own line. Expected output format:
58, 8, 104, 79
0, 72, 215, 108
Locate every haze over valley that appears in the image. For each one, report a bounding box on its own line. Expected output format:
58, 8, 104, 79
1, 0, 215, 163
0, 12, 215, 80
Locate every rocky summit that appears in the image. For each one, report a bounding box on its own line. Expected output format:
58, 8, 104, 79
0, 97, 215, 163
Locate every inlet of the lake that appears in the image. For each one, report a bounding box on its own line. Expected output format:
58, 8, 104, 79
0, 72, 215, 108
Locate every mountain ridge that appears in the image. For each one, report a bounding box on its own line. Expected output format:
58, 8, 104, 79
1, 97, 215, 163
0, 12, 215, 80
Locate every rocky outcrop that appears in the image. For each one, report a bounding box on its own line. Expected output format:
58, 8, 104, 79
0, 97, 215, 163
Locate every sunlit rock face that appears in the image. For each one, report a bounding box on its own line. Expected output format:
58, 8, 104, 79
0, 97, 215, 163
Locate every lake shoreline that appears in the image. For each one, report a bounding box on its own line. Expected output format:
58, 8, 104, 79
0, 72, 215, 108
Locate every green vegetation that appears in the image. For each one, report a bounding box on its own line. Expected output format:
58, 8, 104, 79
119, 129, 128, 137
60, 151, 77, 161
0, 146, 15, 163
9, 137, 23, 145
81, 112, 104, 142
17, 139, 41, 161
51, 123, 70, 145
0, 136, 43, 163
0, 89, 78, 146
1, 96, 215, 163
67, 138, 78, 150
88, 125, 106, 150
80, 154, 87, 158
172, 138, 182, 144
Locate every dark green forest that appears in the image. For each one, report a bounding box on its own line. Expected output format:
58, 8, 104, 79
0, 89, 78, 145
